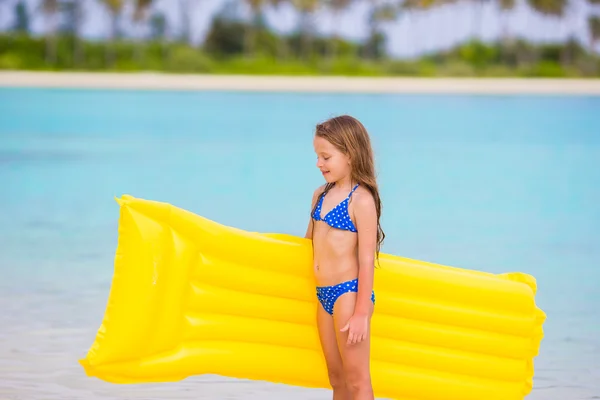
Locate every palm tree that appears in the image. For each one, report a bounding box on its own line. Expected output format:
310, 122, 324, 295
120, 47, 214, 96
0, 0, 5, 28
13, 0, 30, 34
527, 0, 568, 65
401, 0, 439, 58
292, 0, 320, 60
471, 0, 491, 41
324, 0, 353, 60
134, 0, 152, 24
241, 0, 293, 58
269, 0, 290, 60
179, 0, 197, 44
498, 0, 515, 44
243, 0, 266, 58
39, 0, 59, 65
497, 0, 515, 64
401, 0, 438, 12
588, 0, 600, 53
589, 16, 600, 53
149, 11, 168, 65
365, 0, 398, 59
102, 0, 125, 67
526, 0, 568, 39
133, 0, 152, 66
68, 0, 84, 67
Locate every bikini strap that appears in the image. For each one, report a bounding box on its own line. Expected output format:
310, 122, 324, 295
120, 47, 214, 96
348, 183, 359, 197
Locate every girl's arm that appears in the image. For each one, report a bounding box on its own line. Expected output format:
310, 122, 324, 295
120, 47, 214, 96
304, 186, 323, 239
352, 190, 378, 316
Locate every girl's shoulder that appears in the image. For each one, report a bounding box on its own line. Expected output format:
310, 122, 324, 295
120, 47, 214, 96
313, 184, 327, 196
311, 184, 327, 206
350, 185, 376, 209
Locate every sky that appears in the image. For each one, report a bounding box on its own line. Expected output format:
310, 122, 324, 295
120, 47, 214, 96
0, 0, 598, 57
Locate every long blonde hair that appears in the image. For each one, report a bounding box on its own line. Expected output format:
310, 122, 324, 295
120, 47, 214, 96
311, 115, 385, 259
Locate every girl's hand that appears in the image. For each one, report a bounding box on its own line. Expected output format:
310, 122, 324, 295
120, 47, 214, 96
340, 313, 369, 345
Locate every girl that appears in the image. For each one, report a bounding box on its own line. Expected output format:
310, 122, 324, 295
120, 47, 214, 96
305, 115, 384, 400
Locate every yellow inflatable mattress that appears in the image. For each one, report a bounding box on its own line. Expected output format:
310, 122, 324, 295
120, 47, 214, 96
80, 195, 546, 400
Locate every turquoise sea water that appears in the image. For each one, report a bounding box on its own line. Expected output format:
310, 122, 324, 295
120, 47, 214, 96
0, 87, 599, 398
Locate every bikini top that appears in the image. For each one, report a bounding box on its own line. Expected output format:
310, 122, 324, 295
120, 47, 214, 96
311, 183, 359, 233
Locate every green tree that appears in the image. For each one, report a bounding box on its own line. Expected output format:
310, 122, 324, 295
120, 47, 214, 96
13, 0, 30, 33
401, 0, 438, 58
364, 0, 398, 59
588, 0, 600, 53
269, 0, 290, 59
203, 12, 245, 57
38, 0, 59, 65
179, 0, 197, 44
497, 0, 516, 64
61, 0, 85, 66
150, 13, 167, 40
293, 0, 319, 60
527, 0, 566, 18
133, 0, 153, 66
150, 12, 169, 64
324, 0, 353, 60
244, 0, 266, 57
498, 0, 515, 43
241, 0, 290, 58
589, 16, 600, 53
102, 0, 125, 67
526, 0, 567, 66
471, 0, 491, 41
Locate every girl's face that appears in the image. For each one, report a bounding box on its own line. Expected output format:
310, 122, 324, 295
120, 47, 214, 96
314, 136, 351, 183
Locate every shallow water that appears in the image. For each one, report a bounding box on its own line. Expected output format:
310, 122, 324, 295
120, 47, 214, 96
1, 88, 599, 399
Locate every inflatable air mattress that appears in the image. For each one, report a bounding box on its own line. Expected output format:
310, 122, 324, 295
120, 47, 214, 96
79, 195, 546, 400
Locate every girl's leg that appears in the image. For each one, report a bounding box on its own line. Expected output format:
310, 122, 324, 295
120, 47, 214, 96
333, 292, 375, 400
317, 304, 351, 400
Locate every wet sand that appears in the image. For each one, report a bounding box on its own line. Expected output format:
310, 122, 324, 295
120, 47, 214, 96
0, 290, 595, 400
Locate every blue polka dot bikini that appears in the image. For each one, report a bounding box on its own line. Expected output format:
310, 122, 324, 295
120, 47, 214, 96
311, 183, 376, 315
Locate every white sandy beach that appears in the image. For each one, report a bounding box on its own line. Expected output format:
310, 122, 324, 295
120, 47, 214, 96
1, 70, 600, 94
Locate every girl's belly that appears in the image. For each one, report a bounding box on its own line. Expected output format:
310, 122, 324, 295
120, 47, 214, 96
312, 224, 359, 286
314, 260, 359, 287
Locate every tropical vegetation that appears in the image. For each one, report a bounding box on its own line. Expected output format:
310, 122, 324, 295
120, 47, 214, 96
1, 0, 599, 77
